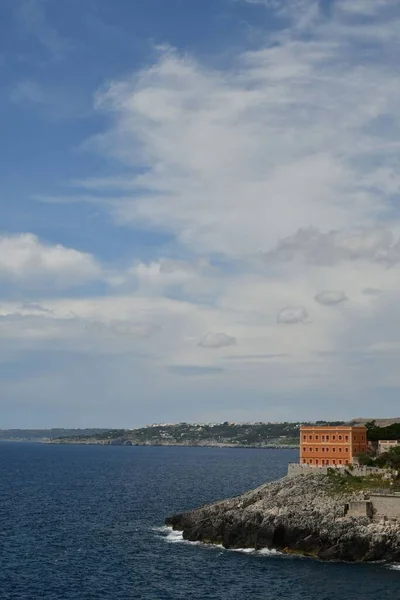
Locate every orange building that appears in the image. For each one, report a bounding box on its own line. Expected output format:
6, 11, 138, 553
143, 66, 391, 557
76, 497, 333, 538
300, 425, 367, 467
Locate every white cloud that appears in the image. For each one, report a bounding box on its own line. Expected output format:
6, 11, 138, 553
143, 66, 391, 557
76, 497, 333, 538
277, 306, 309, 324
334, 0, 392, 17
199, 332, 237, 349
314, 290, 347, 306
109, 258, 210, 289
7, 1, 400, 422
0, 233, 101, 287
264, 227, 400, 266
77, 3, 400, 260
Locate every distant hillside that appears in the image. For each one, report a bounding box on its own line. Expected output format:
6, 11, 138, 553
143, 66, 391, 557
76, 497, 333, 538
50, 421, 344, 448
351, 418, 400, 427
4, 418, 399, 446
0, 429, 110, 442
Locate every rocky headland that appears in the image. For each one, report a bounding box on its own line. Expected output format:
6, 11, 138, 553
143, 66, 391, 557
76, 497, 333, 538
165, 472, 400, 562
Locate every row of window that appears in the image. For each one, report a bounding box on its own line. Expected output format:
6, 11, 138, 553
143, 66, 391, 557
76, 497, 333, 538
303, 434, 366, 442
303, 459, 349, 465
303, 447, 349, 453
303, 434, 348, 441
303, 434, 365, 442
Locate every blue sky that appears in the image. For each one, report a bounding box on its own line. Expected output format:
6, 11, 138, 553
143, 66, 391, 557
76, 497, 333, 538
2, 0, 400, 427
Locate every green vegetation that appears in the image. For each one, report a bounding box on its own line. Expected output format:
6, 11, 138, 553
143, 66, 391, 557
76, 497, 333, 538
358, 446, 400, 470
7, 418, 400, 448
49, 420, 348, 447
52, 422, 303, 446
365, 420, 400, 441
326, 469, 400, 494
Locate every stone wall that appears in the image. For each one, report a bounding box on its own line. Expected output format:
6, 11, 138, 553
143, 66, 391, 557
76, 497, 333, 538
345, 501, 374, 518
370, 494, 400, 520
287, 463, 384, 478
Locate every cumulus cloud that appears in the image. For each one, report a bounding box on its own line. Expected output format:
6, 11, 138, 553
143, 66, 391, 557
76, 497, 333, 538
67, 0, 400, 264
107, 258, 211, 290
265, 227, 400, 266
0, 233, 101, 287
199, 332, 237, 349
7, 1, 400, 422
314, 290, 348, 306
277, 306, 308, 324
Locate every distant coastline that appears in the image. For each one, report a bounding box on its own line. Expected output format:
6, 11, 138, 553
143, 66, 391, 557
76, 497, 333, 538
48, 439, 298, 449
2, 418, 399, 447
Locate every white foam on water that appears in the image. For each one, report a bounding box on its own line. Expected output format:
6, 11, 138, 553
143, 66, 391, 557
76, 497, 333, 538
231, 547, 281, 556
153, 526, 207, 546
258, 548, 280, 556
388, 564, 400, 571
154, 527, 280, 555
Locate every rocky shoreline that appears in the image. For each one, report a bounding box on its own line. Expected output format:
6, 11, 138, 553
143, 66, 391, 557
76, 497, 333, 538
165, 473, 400, 562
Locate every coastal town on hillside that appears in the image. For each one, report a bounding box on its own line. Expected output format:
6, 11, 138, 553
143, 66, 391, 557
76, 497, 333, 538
2, 419, 400, 456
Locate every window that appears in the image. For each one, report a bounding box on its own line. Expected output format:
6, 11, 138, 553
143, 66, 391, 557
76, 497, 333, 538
316, 435, 319, 440
309, 459, 313, 464
332, 448, 336, 453
309, 447, 313, 452
326, 435, 330, 441
345, 460, 349, 465
333, 435, 336, 441
326, 448, 329, 452
326, 460, 329, 465
303, 435, 306, 440
339, 448, 342, 452
315, 448, 318, 452
322, 447, 325, 452
303, 459, 306, 464
303, 447, 306, 452
333, 460, 336, 465
316, 459, 319, 464
339, 435, 342, 440
339, 460, 342, 465
345, 435, 348, 441
322, 435, 325, 441
309, 435, 313, 440
345, 447, 349, 452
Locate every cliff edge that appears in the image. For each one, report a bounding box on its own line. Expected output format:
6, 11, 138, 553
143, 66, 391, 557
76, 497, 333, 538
165, 473, 400, 562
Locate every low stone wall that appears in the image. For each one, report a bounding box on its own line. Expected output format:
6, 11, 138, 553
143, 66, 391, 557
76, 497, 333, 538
370, 493, 400, 520
287, 463, 330, 477
345, 501, 374, 518
287, 463, 384, 478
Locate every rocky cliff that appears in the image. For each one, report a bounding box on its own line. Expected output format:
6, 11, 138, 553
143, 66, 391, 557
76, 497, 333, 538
165, 473, 400, 562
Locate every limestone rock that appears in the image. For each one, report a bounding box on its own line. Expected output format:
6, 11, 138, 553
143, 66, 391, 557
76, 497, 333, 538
165, 473, 400, 562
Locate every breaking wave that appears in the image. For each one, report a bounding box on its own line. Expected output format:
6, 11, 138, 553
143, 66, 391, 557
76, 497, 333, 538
154, 526, 280, 555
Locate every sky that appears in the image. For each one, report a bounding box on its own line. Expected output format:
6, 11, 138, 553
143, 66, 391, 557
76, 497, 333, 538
2, 0, 400, 428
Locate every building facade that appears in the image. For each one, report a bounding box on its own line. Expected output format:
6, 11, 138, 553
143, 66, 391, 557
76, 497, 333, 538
300, 425, 367, 467
378, 439, 400, 455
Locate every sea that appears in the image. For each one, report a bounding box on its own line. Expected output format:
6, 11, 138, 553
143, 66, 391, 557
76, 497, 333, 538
1, 443, 399, 600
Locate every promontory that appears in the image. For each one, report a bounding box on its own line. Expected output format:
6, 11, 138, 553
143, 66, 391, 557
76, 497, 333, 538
165, 471, 400, 562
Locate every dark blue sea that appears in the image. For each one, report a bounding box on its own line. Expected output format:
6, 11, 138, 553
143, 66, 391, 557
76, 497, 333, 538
1, 444, 399, 599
